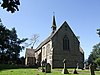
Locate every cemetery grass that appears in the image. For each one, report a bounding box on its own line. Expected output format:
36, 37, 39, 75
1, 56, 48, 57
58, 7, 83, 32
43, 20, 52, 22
0, 68, 100, 75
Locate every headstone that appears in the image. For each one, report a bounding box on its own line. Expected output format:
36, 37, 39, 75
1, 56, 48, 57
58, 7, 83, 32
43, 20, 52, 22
84, 64, 86, 69
89, 64, 95, 75
62, 59, 69, 74
76, 63, 79, 69
45, 63, 51, 73
41, 60, 45, 72
72, 68, 78, 74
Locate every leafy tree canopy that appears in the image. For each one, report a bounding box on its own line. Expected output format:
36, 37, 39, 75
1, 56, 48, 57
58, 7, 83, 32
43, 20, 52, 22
87, 29, 100, 65
0, 21, 27, 64
94, 58, 100, 66
1, 0, 20, 13
88, 43, 100, 63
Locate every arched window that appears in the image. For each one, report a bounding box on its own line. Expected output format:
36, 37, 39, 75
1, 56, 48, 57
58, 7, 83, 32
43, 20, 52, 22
63, 35, 70, 50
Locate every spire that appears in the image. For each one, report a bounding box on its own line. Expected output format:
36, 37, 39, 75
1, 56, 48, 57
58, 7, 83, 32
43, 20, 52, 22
51, 12, 57, 33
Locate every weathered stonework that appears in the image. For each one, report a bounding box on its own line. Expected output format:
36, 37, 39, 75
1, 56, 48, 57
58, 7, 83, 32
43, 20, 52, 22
25, 48, 36, 66
35, 21, 84, 69
25, 16, 84, 69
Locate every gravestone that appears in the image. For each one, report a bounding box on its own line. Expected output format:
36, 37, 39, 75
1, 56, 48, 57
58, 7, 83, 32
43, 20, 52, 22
76, 63, 79, 69
72, 68, 78, 74
89, 64, 95, 75
41, 60, 45, 72
84, 64, 86, 69
45, 63, 51, 73
62, 59, 69, 74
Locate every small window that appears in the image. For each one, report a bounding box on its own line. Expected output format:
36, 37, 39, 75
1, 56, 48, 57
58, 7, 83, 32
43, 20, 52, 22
63, 35, 70, 50
46, 44, 50, 55
42, 47, 45, 56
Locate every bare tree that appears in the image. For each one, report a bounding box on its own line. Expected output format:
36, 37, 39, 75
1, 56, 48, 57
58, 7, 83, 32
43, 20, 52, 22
25, 34, 39, 49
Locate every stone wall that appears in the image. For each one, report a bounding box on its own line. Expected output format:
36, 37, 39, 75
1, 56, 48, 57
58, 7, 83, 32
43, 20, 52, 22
35, 22, 84, 69
52, 22, 84, 68
35, 49, 41, 66
41, 41, 53, 66
25, 57, 35, 66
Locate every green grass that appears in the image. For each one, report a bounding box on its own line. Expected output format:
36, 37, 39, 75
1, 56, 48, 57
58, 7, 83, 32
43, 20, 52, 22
0, 68, 100, 75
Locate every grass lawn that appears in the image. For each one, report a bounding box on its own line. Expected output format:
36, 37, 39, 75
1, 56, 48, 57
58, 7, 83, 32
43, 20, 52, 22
0, 68, 100, 75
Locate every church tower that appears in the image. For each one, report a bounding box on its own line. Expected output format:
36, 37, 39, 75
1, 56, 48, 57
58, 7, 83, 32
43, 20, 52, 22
51, 14, 57, 33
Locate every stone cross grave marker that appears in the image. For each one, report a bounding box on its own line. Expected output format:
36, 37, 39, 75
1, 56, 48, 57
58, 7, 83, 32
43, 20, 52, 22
89, 63, 95, 75
62, 59, 69, 74
45, 63, 51, 73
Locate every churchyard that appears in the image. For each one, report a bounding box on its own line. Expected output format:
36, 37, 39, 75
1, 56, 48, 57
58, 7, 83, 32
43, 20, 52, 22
0, 60, 100, 75
0, 64, 99, 75
0, 68, 100, 75
0, 59, 100, 75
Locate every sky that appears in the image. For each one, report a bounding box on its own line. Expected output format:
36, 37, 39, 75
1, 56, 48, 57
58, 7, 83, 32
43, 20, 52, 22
0, 0, 100, 59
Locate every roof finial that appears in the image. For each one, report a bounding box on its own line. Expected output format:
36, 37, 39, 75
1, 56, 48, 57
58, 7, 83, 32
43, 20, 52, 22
53, 12, 55, 16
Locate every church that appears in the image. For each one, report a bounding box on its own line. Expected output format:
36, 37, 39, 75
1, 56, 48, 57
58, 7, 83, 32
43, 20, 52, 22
25, 15, 84, 69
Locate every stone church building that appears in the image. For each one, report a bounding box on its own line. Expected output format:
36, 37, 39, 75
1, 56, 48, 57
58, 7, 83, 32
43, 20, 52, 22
25, 48, 36, 66
25, 15, 84, 69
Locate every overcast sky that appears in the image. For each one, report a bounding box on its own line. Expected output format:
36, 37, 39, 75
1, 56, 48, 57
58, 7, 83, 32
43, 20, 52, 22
0, 0, 100, 59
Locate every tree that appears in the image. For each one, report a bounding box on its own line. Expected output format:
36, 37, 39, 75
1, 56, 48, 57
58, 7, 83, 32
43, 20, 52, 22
8, 28, 27, 63
0, 0, 20, 13
16, 56, 25, 65
25, 34, 39, 49
94, 58, 100, 66
0, 22, 10, 63
0, 20, 27, 64
87, 29, 100, 64
87, 43, 100, 66
92, 43, 100, 58
97, 29, 100, 37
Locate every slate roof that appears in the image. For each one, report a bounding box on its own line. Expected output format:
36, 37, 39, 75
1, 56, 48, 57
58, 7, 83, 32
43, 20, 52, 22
36, 33, 55, 51
25, 48, 35, 57
35, 21, 68, 51
35, 21, 80, 52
